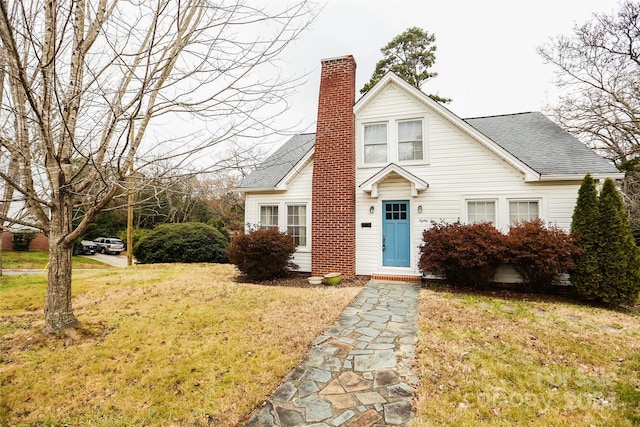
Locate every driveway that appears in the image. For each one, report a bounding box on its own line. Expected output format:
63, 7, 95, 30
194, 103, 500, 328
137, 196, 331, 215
84, 253, 131, 267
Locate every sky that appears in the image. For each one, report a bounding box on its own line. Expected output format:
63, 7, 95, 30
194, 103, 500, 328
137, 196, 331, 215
276, 0, 620, 134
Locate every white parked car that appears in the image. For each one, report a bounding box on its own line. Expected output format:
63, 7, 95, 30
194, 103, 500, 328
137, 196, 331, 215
94, 237, 125, 255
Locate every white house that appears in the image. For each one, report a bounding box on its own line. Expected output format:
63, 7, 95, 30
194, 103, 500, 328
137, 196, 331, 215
237, 55, 623, 282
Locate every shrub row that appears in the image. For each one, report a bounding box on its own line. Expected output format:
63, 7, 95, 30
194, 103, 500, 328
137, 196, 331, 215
126, 223, 297, 282
133, 222, 229, 264
419, 219, 579, 292
572, 175, 640, 306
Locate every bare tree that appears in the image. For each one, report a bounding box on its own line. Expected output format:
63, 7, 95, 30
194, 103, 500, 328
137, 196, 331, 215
0, 0, 315, 333
538, 1, 640, 162
538, 0, 640, 232
200, 173, 245, 231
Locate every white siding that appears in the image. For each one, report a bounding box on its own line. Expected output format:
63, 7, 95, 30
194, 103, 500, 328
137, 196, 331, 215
355, 81, 582, 276
356, 174, 423, 276
244, 80, 584, 280
244, 161, 313, 271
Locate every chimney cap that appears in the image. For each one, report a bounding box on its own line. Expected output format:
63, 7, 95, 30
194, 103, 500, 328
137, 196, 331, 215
320, 55, 356, 65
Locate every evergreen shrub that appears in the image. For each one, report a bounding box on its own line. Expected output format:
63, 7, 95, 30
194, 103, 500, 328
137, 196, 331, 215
133, 222, 229, 264
227, 227, 297, 281
571, 175, 640, 306
570, 174, 601, 300
12, 231, 37, 251
419, 221, 506, 288
118, 228, 150, 252
596, 178, 640, 305
507, 219, 580, 292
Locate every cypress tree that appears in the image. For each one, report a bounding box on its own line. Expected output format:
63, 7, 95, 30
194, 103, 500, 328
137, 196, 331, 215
597, 178, 640, 305
570, 174, 601, 299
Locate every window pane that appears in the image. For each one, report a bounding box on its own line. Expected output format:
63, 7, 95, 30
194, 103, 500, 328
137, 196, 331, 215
467, 201, 495, 223
364, 124, 387, 163
365, 144, 387, 163
509, 201, 539, 224
398, 141, 423, 161
364, 124, 387, 144
287, 205, 307, 246
260, 205, 278, 229
398, 120, 423, 161
398, 120, 422, 142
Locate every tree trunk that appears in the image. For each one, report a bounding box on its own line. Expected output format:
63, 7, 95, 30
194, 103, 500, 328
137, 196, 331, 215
0, 236, 3, 277
43, 204, 78, 333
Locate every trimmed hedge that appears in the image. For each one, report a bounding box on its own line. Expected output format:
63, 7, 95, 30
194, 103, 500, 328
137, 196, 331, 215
419, 221, 506, 288
420, 220, 580, 292
506, 219, 580, 292
228, 227, 297, 281
133, 222, 229, 264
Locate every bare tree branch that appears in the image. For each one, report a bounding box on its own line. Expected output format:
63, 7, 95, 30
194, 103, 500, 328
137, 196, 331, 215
0, 0, 317, 333
539, 1, 640, 233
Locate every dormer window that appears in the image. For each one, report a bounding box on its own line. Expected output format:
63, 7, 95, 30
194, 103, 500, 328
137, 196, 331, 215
364, 123, 387, 163
398, 120, 423, 161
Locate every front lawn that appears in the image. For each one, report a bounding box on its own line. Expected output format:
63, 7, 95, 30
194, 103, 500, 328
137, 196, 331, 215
1, 250, 108, 270
0, 264, 362, 426
415, 287, 640, 426
4, 263, 638, 426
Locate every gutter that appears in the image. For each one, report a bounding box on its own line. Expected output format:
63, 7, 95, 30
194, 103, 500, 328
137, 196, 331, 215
537, 172, 626, 182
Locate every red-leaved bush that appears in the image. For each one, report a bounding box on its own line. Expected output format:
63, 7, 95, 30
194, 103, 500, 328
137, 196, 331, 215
228, 227, 298, 281
419, 221, 507, 288
506, 219, 581, 292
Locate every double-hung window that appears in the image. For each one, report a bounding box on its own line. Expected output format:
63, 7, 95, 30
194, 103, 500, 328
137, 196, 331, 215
398, 120, 423, 161
364, 123, 387, 164
260, 205, 278, 229
467, 200, 496, 223
509, 200, 539, 224
287, 205, 307, 247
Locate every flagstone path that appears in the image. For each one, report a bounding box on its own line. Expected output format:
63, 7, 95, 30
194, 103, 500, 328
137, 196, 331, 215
245, 280, 421, 427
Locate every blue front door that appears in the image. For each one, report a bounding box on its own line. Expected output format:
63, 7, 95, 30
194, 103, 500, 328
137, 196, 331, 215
382, 201, 410, 267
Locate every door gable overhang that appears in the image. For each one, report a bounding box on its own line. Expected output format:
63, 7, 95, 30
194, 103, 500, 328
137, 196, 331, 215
359, 163, 429, 198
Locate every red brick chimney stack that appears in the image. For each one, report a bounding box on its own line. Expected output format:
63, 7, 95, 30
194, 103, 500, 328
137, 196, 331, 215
311, 55, 357, 279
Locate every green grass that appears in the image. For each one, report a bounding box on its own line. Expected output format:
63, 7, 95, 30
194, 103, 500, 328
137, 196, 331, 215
1, 250, 108, 270
416, 288, 640, 426
0, 264, 362, 426
4, 263, 638, 426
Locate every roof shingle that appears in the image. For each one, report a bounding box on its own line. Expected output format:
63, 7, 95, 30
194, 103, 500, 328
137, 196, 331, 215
237, 133, 315, 190
239, 112, 620, 190
464, 112, 618, 176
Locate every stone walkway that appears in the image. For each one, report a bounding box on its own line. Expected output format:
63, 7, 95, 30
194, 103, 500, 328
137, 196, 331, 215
245, 280, 420, 427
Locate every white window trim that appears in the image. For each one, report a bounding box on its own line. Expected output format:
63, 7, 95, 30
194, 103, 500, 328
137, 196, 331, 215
258, 204, 280, 229
362, 121, 389, 166
359, 117, 428, 167
286, 202, 310, 250
465, 198, 498, 224
507, 198, 542, 225
396, 118, 426, 165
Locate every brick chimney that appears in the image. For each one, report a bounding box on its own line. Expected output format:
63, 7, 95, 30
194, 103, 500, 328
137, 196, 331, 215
311, 55, 357, 279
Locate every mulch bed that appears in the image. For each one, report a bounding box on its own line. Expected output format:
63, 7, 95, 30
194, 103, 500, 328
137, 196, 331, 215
236, 273, 369, 288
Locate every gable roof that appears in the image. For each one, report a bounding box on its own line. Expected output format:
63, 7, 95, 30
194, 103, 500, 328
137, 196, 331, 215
239, 73, 622, 191
359, 163, 429, 197
356, 73, 622, 181
356, 73, 541, 180
465, 112, 621, 179
239, 110, 621, 191
236, 133, 315, 191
